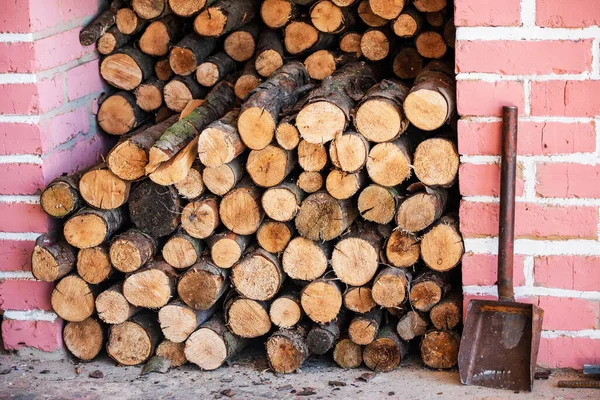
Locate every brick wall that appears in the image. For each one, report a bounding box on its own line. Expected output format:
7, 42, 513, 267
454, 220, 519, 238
0, 0, 112, 352
456, 0, 600, 368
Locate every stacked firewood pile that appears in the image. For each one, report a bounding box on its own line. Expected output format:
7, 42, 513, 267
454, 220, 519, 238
32, 0, 463, 373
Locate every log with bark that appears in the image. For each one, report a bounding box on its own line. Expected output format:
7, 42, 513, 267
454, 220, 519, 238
162, 231, 204, 269
385, 230, 420, 268
393, 46, 424, 79
98, 91, 150, 135
325, 169, 366, 200
360, 28, 394, 61
97, 26, 131, 55
169, 0, 213, 17
357, 184, 398, 224
219, 179, 265, 235
307, 309, 349, 355
420, 215, 464, 272
296, 171, 324, 193
261, 0, 299, 28
77, 245, 113, 285
310, 1, 356, 34
158, 299, 217, 342
132, 0, 170, 19
194, 0, 257, 37
363, 325, 408, 372
334, 337, 363, 368
174, 162, 205, 200
202, 157, 244, 196
107, 312, 161, 365
371, 267, 410, 308
164, 76, 208, 112
170, 34, 219, 76
284, 20, 336, 55
409, 271, 450, 312
140, 15, 183, 56
420, 330, 460, 369
392, 6, 423, 38
156, 340, 188, 367
101, 47, 154, 91
413, 137, 459, 188
31, 233, 76, 283
343, 286, 376, 314
395, 184, 447, 232
266, 324, 310, 373
348, 308, 382, 345
262, 182, 304, 222
396, 310, 428, 341
177, 259, 229, 310
79, 165, 131, 210
247, 145, 296, 187
181, 196, 220, 239
196, 52, 237, 87
224, 22, 260, 62
235, 60, 263, 100
116, 8, 148, 35
109, 228, 156, 273
295, 191, 357, 241
357, 0, 387, 27
429, 293, 461, 330
63, 207, 123, 249
79, 0, 124, 46
205, 230, 250, 269
366, 137, 413, 187
329, 131, 369, 173
40, 173, 83, 218
255, 30, 285, 77
51, 273, 96, 322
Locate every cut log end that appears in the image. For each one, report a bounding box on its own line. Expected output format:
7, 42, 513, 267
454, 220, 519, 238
96, 286, 136, 325
194, 8, 227, 37
339, 32, 362, 57
156, 340, 187, 367
266, 328, 309, 374
159, 303, 199, 343
123, 268, 174, 309
344, 287, 376, 314
301, 280, 342, 324
385, 230, 420, 268
357, 1, 387, 27
270, 297, 302, 328
366, 141, 411, 187
304, 50, 337, 80
63, 214, 107, 249
256, 220, 293, 253
51, 275, 95, 322
64, 318, 104, 361
295, 192, 357, 241
420, 330, 460, 370
358, 185, 397, 224
393, 47, 423, 79
334, 338, 363, 369
282, 237, 329, 281
372, 268, 408, 308
369, 0, 406, 20
413, 0, 447, 13
297, 101, 346, 144
262, 187, 300, 222
227, 298, 271, 338
310, 1, 344, 33
98, 93, 140, 136
297, 171, 323, 193
101, 53, 144, 91
107, 320, 156, 366
360, 30, 389, 61
220, 186, 264, 236
135, 82, 164, 112
261, 0, 294, 28
164, 80, 197, 113
210, 235, 245, 269
162, 235, 201, 269
396, 311, 428, 341
169, 0, 207, 17
413, 139, 459, 187
332, 237, 378, 286
284, 21, 319, 55
256, 49, 284, 78
77, 246, 112, 285
40, 181, 78, 218
232, 251, 283, 301
224, 31, 256, 62
177, 263, 227, 310
79, 169, 130, 210
181, 198, 220, 239
416, 31, 447, 59
238, 108, 277, 151
174, 167, 205, 200
355, 99, 405, 143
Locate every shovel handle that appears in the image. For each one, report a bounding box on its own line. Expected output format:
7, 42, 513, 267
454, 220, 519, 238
498, 106, 518, 302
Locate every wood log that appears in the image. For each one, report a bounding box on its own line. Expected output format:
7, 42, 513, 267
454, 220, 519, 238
274, 97, 307, 150
282, 237, 330, 281
413, 0, 446, 12
409, 271, 449, 312
177, 259, 229, 310
357, 0, 387, 27
392, 5, 422, 38
194, 0, 257, 37
169, 0, 214, 17
40, 173, 82, 218
261, 0, 299, 29
297, 62, 376, 144
197, 110, 243, 167
403, 60, 455, 131
332, 0, 358, 5
284, 20, 336, 55
162, 231, 204, 269
203, 157, 244, 196
155, 57, 174, 81
420, 330, 460, 369
430, 293, 461, 330
196, 52, 236, 87
63, 208, 123, 249
255, 30, 285, 78
174, 162, 205, 199
269, 290, 302, 328
206, 230, 250, 269
262, 182, 304, 222
224, 22, 260, 62
368, 0, 407, 20
31, 233, 76, 282
366, 137, 412, 187
393, 46, 424, 79
132, 0, 170, 19
96, 282, 141, 324
372, 267, 410, 308
98, 26, 131, 55
247, 145, 296, 188
310, 1, 356, 34
116, 8, 148, 35
123, 261, 178, 308
79, 165, 131, 210
421, 215, 463, 272
77, 245, 113, 285
101, 47, 154, 90
134, 78, 165, 112
79, 0, 122, 45
164, 75, 208, 112
159, 299, 217, 342
235, 60, 263, 100
444, 18, 455, 49
426, 10, 446, 27
220, 179, 264, 235
225, 295, 272, 338
358, 184, 398, 224
396, 184, 447, 232
231, 248, 284, 301
128, 181, 181, 238
326, 169, 366, 200
109, 228, 156, 274
333, 337, 363, 368
343, 286, 376, 313
415, 31, 447, 59
266, 324, 310, 373
238, 62, 309, 150
64, 318, 104, 361
329, 132, 369, 174
301, 279, 342, 324
360, 28, 393, 61
363, 325, 408, 372
295, 191, 357, 241
396, 310, 428, 341
170, 34, 218, 76
107, 312, 161, 366
304, 50, 355, 81
307, 310, 349, 354
296, 171, 323, 193
385, 230, 420, 268
148, 134, 200, 186
339, 32, 362, 57
256, 219, 294, 253
348, 308, 382, 346
413, 137, 459, 187
51, 274, 96, 322
297, 140, 327, 172
156, 340, 187, 367
98, 91, 149, 135
181, 196, 220, 239
355, 79, 409, 143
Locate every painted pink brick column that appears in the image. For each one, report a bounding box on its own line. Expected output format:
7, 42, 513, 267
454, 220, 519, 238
456, 0, 600, 368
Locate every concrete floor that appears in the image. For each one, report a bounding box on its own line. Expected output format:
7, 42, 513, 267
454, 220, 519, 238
0, 348, 596, 400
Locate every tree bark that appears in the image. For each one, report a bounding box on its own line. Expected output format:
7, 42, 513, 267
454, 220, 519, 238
177, 258, 229, 310
31, 233, 76, 282
63, 207, 124, 249
107, 312, 162, 366
64, 318, 104, 361
396, 310, 428, 341
98, 91, 150, 135
393, 46, 424, 79
307, 309, 350, 354
231, 248, 284, 301
79, 0, 124, 45
420, 215, 464, 272
128, 180, 181, 238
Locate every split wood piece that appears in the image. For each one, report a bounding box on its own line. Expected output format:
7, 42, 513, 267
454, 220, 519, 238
232, 248, 284, 301
262, 183, 304, 222
385, 230, 420, 268
155, 57, 174, 81
239, 62, 309, 150
368, 0, 407, 20
305, 50, 355, 81
297, 62, 376, 144
180, 99, 207, 118
63, 208, 123, 249
344, 286, 376, 313
355, 80, 409, 143
348, 308, 382, 345
206, 230, 250, 269
329, 131, 369, 173
297, 171, 323, 193
415, 31, 447, 59
77, 245, 113, 285
169, 0, 214, 17
198, 110, 243, 167
203, 157, 244, 196
298, 140, 327, 172
129, 181, 181, 238
164, 75, 208, 113
79, 165, 131, 210
116, 8, 148, 35
421, 215, 463, 272
295, 191, 357, 241
225, 295, 272, 338
371, 267, 410, 308
185, 314, 247, 370
177, 259, 229, 310
413, 137, 459, 187
101, 47, 154, 90
109, 228, 156, 274
98, 91, 149, 135
79, 0, 122, 45
220, 179, 264, 235
132, 0, 170, 19
255, 30, 285, 78
358, 184, 398, 225
64, 318, 104, 361
363, 325, 408, 372
181, 196, 220, 239
409, 271, 449, 312
326, 169, 366, 200
51, 273, 96, 322
366, 137, 412, 187
40, 173, 82, 218
247, 145, 296, 188
261, 0, 299, 29
307, 310, 349, 355
123, 261, 178, 308
269, 290, 302, 328
403, 60, 455, 131
396, 185, 447, 232
300, 279, 342, 324
235, 60, 262, 100
162, 231, 204, 269
194, 0, 257, 37
31, 233, 76, 282
334, 337, 363, 368
256, 220, 294, 253
282, 237, 330, 281
159, 299, 217, 342
265, 324, 310, 374
396, 310, 428, 341
156, 340, 187, 367
174, 163, 205, 200
429, 293, 461, 330
310, 1, 356, 34
148, 135, 200, 186
98, 26, 130, 55
339, 32, 362, 57
96, 282, 141, 324
284, 20, 336, 55
444, 18, 455, 49
170, 34, 218, 76
134, 78, 165, 112
413, 0, 446, 12
420, 330, 460, 369
360, 28, 393, 61
107, 312, 161, 366
392, 6, 422, 38
331, 222, 383, 286
426, 10, 446, 27
224, 22, 260, 62
196, 52, 236, 87
393, 46, 424, 79
357, 0, 387, 27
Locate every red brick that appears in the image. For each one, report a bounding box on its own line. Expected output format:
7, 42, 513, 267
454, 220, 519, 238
455, 0, 520, 27
534, 256, 600, 291
0, 163, 43, 195
536, 163, 600, 198
40, 107, 90, 152
59, 0, 100, 22
458, 120, 596, 156
531, 80, 600, 117
35, 28, 95, 71
66, 59, 105, 101
0, 0, 33, 33
459, 201, 598, 239
456, 40, 593, 75
0, 240, 35, 272
457, 81, 525, 117
538, 337, 600, 369
1, 319, 62, 352
0, 280, 53, 311
0, 123, 42, 155
0, 74, 63, 115
459, 163, 525, 197
536, 0, 600, 28
462, 253, 526, 286
0, 203, 50, 233
535, 296, 600, 330
0, 42, 35, 73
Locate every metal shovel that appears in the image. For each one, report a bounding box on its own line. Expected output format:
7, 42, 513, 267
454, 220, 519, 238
458, 106, 544, 392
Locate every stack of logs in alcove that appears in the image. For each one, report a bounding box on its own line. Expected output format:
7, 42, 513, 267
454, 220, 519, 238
32, 0, 463, 373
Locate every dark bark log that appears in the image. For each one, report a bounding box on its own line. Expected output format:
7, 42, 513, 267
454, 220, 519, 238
31, 233, 76, 282
164, 75, 209, 112
196, 52, 236, 87
63, 207, 124, 249
307, 309, 350, 354
41, 173, 83, 218
170, 34, 219, 76
284, 20, 336, 55
128, 180, 181, 237
194, 0, 258, 37
101, 47, 154, 90
98, 26, 131, 55
255, 29, 285, 77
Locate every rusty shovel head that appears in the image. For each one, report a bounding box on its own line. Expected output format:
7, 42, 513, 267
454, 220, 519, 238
458, 299, 544, 392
